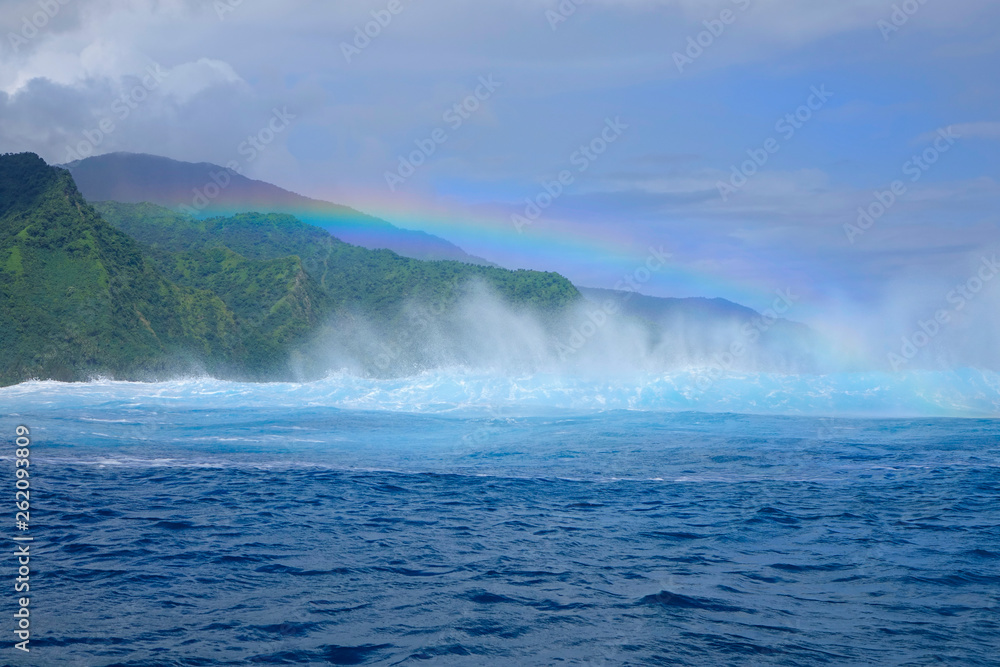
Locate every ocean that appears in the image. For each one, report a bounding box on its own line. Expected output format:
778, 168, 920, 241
2, 372, 999, 665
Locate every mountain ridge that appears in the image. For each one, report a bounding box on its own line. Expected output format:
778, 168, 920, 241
0, 152, 246, 384
577, 286, 822, 372
61, 152, 495, 266
0, 154, 580, 385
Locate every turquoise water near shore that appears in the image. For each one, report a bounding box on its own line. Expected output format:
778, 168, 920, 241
3, 374, 999, 664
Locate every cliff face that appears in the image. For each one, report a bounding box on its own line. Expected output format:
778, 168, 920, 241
0, 153, 243, 385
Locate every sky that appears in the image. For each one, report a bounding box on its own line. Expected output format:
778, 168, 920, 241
1, 0, 998, 337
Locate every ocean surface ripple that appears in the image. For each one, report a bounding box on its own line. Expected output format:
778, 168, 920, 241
3, 377, 999, 665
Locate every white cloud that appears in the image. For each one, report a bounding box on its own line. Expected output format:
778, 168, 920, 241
159, 58, 245, 103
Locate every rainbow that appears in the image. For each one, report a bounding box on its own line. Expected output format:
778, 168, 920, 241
298, 184, 805, 312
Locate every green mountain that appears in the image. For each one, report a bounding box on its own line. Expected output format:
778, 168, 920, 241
62, 152, 494, 265
0, 153, 245, 384
92, 202, 578, 315
0, 154, 580, 385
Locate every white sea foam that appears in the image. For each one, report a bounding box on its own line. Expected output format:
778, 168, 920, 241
1, 367, 998, 418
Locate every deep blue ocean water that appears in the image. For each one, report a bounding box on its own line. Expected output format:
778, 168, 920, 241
2, 375, 999, 665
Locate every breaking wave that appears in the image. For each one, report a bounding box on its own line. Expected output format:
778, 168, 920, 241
3, 367, 999, 418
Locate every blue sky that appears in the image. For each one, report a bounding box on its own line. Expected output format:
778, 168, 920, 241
1, 0, 998, 331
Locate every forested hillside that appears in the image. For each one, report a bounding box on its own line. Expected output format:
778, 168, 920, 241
0, 154, 580, 385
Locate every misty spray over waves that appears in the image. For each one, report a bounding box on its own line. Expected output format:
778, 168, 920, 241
262, 279, 1000, 418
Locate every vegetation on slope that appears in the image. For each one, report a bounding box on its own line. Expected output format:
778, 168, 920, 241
94, 202, 579, 321
0, 154, 243, 385
0, 154, 579, 385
